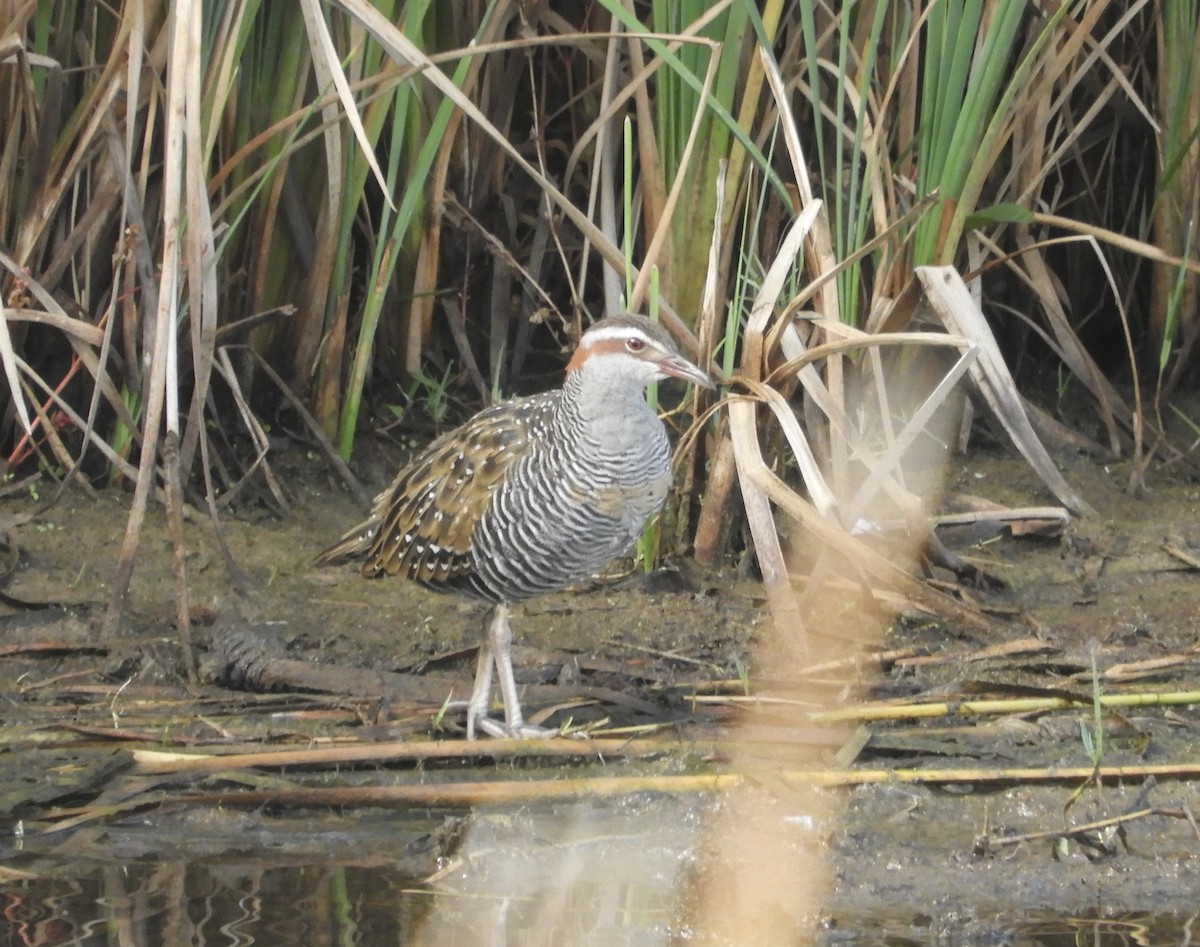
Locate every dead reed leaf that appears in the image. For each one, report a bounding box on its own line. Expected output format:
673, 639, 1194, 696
917, 265, 1095, 515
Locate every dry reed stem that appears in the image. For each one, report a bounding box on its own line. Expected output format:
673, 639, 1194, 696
809, 689, 1200, 724
131, 737, 656, 775
104, 2, 191, 664
35, 761, 1200, 835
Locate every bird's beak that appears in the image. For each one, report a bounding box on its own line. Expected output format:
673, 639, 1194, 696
656, 353, 716, 390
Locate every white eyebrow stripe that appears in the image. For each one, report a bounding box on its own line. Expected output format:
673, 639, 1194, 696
581, 326, 655, 345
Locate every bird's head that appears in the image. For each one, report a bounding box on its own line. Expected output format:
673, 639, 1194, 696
565, 314, 714, 391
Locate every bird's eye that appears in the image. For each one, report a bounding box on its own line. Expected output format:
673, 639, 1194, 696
626, 337, 645, 352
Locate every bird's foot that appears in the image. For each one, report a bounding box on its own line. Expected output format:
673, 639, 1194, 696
472, 715, 562, 740
441, 698, 591, 740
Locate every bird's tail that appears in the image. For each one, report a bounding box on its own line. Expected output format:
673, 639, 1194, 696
314, 518, 380, 567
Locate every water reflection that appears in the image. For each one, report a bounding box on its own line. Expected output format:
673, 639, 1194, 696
409, 796, 698, 945
0, 796, 698, 946
4, 862, 396, 945
1, 799, 1195, 945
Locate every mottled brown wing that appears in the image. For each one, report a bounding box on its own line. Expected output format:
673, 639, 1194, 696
359, 396, 548, 589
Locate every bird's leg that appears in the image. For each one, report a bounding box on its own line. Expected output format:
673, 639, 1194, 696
472, 603, 558, 740
465, 610, 497, 741
489, 603, 527, 733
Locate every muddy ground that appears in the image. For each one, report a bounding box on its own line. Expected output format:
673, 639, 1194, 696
1, 440, 1199, 937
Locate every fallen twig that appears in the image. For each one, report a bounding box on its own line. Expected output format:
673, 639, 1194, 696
1163, 540, 1200, 570
0, 641, 108, 658
983, 804, 1200, 850
935, 505, 1069, 535
1080, 652, 1200, 683
893, 636, 1056, 667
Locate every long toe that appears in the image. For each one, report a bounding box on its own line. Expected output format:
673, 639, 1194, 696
474, 717, 563, 740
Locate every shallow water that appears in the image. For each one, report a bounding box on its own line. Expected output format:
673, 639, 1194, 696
3, 794, 1196, 946
4, 863, 1196, 946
